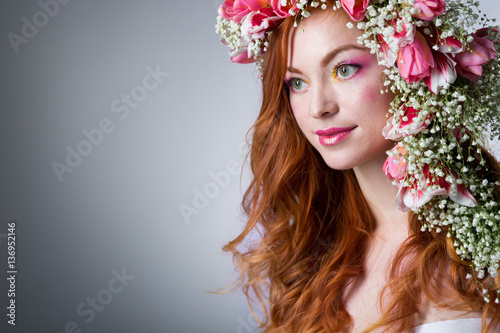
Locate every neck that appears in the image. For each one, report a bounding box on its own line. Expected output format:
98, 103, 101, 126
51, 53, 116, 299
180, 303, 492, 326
352, 152, 409, 242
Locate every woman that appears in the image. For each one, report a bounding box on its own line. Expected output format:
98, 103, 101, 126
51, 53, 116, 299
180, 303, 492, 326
216, 0, 500, 331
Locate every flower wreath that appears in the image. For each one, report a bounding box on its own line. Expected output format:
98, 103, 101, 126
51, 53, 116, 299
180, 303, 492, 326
216, 0, 500, 302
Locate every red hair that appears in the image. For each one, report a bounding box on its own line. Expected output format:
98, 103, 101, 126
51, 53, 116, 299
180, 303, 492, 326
222, 4, 500, 332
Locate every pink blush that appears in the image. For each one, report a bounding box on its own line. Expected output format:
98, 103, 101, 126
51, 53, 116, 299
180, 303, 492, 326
353, 56, 387, 102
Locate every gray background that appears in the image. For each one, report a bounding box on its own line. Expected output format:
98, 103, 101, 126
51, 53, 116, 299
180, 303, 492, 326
0, 1, 499, 332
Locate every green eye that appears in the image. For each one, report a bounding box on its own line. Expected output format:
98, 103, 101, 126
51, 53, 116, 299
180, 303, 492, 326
292, 79, 303, 90
336, 64, 359, 79
287, 78, 306, 92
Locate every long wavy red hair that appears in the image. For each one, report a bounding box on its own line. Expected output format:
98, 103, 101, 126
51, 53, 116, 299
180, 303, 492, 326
223, 4, 500, 332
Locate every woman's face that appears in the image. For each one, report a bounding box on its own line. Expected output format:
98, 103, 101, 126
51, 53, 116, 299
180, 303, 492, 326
286, 10, 394, 171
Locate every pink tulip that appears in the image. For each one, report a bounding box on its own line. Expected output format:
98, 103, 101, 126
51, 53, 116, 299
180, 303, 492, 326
240, 7, 282, 40
382, 105, 433, 140
220, 2, 283, 64
425, 27, 463, 54
394, 165, 477, 211
454, 28, 497, 82
229, 46, 256, 63
384, 149, 476, 211
220, 35, 256, 63
450, 183, 478, 207
341, 0, 370, 22
411, 0, 446, 21
383, 145, 408, 181
270, 0, 295, 17
378, 35, 397, 66
397, 31, 434, 84
424, 51, 457, 94
393, 21, 415, 46
218, 0, 271, 23
436, 35, 463, 54
394, 181, 448, 212
220, 37, 253, 63
378, 21, 415, 66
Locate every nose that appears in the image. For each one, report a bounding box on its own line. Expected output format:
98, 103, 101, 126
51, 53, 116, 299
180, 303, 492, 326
309, 83, 339, 119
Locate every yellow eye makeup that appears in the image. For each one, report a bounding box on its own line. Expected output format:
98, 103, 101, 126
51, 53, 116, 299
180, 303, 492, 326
285, 77, 310, 94
332, 64, 361, 81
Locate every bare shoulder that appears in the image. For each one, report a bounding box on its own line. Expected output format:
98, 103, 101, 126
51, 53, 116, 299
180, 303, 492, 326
417, 306, 500, 332
418, 305, 482, 323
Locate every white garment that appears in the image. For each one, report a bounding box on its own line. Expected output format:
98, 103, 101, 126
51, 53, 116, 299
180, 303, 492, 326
413, 318, 482, 333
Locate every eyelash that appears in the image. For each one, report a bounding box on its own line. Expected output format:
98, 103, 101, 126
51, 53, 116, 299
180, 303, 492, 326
285, 78, 306, 94
333, 63, 361, 80
285, 63, 361, 94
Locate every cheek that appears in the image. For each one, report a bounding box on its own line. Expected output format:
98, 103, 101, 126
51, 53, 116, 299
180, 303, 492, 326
290, 102, 316, 145
290, 97, 308, 129
289, 94, 301, 115
353, 62, 389, 105
359, 81, 392, 118
360, 80, 382, 103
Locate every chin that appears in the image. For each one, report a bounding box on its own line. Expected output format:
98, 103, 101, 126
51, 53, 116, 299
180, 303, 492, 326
321, 157, 359, 171
320, 149, 391, 171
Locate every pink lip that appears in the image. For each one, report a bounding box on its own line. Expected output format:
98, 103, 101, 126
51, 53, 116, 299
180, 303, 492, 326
316, 126, 356, 146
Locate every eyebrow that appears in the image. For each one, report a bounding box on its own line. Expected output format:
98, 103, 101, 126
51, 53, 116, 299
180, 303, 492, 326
287, 44, 366, 74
